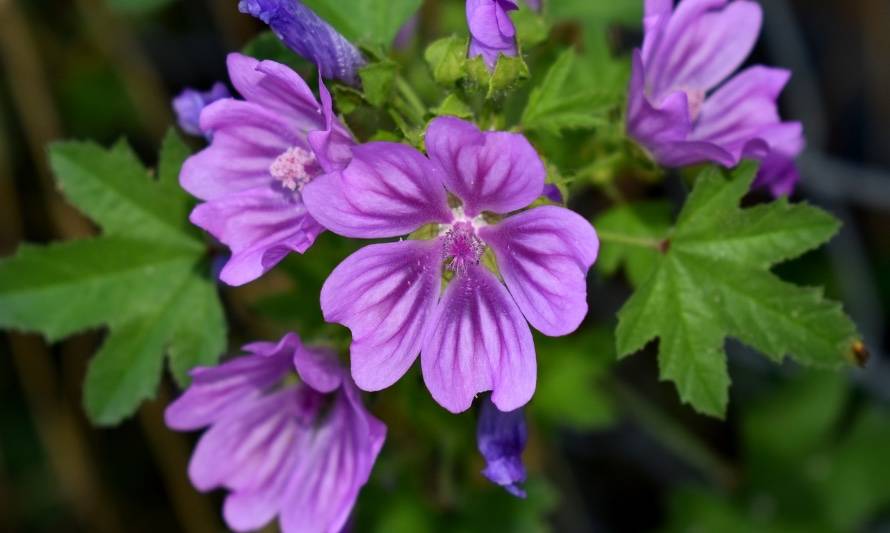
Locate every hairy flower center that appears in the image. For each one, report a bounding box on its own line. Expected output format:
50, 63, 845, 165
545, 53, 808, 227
269, 146, 318, 192
442, 221, 485, 273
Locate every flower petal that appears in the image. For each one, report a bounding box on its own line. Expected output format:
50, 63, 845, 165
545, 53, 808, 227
692, 66, 790, 152
425, 117, 545, 216
187, 388, 301, 492
303, 142, 452, 238
279, 387, 385, 533
189, 185, 324, 286
626, 51, 693, 157
164, 336, 295, 430
648, 0, 762, 98
293, 343, 343, 394
181, 98, 295, 201
320, 239, 443, 391
226, 53, 325, 132
752, 122, 805, 196
479, 206, 598, 336
421, 265, 536, 413
307, 75, 354, 173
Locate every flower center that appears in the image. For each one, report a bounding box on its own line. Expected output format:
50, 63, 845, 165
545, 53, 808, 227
442, 221, 485, 273
269, 146, 318, 192
294, 386, 327, 427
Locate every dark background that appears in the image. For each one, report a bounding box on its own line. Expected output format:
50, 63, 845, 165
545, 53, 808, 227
1, 0, 888, 532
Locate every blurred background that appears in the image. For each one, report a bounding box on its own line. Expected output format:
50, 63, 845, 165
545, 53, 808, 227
1, 0, 889, 531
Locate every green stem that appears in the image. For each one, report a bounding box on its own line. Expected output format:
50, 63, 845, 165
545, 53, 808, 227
394, 75, 427, 125
608, 379, 736, 489
597, 230, 663, 250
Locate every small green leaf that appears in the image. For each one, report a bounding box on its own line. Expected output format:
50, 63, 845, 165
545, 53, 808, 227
302, 0, 422, 49
431, 94, 473, 119
424, 36, 468, 86
359, 60, 398, 107
487, 54, 529, 99
615, 162, 860, 417
0, 131, 226, 425
595, 201, 672, 287
513, 5, 550, 48
522, 49, 613, 135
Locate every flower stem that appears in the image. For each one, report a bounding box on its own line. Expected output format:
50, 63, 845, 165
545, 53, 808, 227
394, 75, 427, 125
608, 379, 737, 489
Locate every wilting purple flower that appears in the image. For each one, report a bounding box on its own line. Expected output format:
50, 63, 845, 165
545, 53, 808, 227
180, 53, 354, 286
239, 0, 365, 85
467, 0, 519, 70
626, 0, 804, 196
165, 333, 386, 533
172, 82, 230, 138
477, 396, 528, 497
302, 116, 599, 413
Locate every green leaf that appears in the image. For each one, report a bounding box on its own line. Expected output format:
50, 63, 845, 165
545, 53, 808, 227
359, 60, 398, 107
615, 163, 860, 417
302, 0, 422, 49
512, 5, 549, 48
521, 49, 612, 135
424, 36, 468, 86
488, 54, 530, 99
432, 94, 474, 119
595, 201, 672, 287
0, 131, 226, 425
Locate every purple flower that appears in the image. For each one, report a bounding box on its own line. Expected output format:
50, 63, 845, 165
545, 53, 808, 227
180, 53, 354, 286
626, 0, 804, 196
172, 82, 231, 138
239, 0, 365, 85
302, 116, 599, 413
165, 333, 386, 533
467, 0, 519, 70
477, 395, 528, 498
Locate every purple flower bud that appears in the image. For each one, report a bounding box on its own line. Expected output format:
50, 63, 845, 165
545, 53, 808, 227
466, 0, 519, 70
477, 395, 528, 498
542, 183, 563, 204
239, 0, 365, 85
172, 83, 230, 138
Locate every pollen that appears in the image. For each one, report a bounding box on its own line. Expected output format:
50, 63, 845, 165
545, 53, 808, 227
443, 221, 485, 273
269, 146, 318, 192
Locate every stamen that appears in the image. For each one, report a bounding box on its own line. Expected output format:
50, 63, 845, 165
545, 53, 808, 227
269, 146, 318, 192
443, 221, 485, 273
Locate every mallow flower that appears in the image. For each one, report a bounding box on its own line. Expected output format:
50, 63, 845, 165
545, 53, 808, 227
180, 53, 354, 286
477, 396, 528, 498
165, 332, 386, 533
172, 82, 231, 138
238, 0, 365, 85
467, 0, 519, 70
302, 116, 599, 413
626, 0, 804, 196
